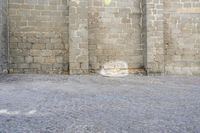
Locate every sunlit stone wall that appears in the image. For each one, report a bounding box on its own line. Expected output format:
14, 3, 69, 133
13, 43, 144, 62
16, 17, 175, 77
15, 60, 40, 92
6, 0, 200, 75
164, 0, 200, 75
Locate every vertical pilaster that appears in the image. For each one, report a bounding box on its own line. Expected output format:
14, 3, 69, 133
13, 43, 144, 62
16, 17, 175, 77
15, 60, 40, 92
69, 0, 89, 74
145, 0, 165, 75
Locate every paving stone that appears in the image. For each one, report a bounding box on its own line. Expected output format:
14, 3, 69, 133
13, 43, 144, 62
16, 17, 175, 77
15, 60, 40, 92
0, 74, 200, 132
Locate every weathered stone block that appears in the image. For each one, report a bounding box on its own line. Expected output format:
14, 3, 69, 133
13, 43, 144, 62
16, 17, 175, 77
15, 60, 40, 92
25, 56, 33, 63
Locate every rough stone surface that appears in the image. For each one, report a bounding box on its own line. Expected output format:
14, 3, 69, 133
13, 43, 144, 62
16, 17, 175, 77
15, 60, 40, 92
100, 60, 129, 77
8, 0, 69, 74
0, 0, 8, 73
0, 74, 200, 132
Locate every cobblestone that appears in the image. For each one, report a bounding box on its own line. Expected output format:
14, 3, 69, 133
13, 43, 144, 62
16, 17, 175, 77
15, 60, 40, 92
0, 74, 200, 133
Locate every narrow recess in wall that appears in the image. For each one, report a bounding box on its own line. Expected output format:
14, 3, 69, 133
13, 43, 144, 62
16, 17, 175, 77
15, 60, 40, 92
7, 0, 9, 73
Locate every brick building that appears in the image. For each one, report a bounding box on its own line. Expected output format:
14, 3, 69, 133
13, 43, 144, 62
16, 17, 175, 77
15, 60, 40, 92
0, 0, 200, 75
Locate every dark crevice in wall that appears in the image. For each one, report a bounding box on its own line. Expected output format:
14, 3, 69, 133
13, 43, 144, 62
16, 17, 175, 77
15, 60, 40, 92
142, 0, 147, 73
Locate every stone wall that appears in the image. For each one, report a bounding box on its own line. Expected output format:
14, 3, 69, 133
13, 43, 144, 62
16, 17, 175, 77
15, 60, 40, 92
164, 0, 200, 75
6, 0, 200, 75
8, 0, 69, 74
0, 0, 8, 73
88, 0, 144, 72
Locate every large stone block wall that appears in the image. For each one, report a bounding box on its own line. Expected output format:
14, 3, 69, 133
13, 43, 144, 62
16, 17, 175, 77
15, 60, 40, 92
6, 0, 200, 75
164, 0, 200, 75
88, 0, 144, 72
0, 0, 8, 73
8, 0, 69, 74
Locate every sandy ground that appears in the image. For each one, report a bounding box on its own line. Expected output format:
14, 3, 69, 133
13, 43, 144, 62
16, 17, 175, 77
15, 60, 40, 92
0, 74, 200, 133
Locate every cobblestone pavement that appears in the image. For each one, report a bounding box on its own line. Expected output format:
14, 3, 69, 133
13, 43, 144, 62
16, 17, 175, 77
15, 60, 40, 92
0, 74, 200, 133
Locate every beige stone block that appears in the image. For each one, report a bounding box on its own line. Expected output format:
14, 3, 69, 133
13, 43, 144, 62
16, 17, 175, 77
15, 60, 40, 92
32, 44, 45, 50
34, 57, 45, 63
56, 56, 63, 63
18, 63, 29, 69
25, 56, 33, 63
45, 57, 56, 64
30, 50, 41, 56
